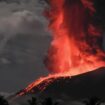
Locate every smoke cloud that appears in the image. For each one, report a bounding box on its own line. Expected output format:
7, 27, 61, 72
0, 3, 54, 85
0, 10, 45, 53
0, 0, 51, 92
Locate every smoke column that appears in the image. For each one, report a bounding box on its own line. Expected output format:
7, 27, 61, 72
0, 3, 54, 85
44, 0, 105, 74
16, 0, 105, 96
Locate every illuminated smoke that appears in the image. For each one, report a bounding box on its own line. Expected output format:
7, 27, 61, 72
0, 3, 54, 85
16, 0, 105, 96
44, 0, 105, 74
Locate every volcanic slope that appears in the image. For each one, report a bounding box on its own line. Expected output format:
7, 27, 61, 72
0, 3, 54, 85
14, 67, 105, 100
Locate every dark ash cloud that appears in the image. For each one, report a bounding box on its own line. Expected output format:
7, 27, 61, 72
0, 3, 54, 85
0, 0, 51, 92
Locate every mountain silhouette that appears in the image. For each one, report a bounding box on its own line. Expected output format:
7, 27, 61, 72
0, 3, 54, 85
13, 67, 105, 101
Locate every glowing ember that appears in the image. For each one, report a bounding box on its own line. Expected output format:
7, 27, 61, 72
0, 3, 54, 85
17, 0, 105, 96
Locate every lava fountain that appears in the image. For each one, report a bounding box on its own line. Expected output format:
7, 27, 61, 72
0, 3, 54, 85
17, 0, 105, 96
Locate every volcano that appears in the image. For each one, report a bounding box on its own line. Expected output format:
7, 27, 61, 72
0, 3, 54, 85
13, 0, 105, 98
15, 67, 105, 100
40, 67, 105, 100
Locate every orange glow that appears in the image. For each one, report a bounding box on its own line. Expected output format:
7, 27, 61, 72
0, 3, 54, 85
17, 0, 105, 96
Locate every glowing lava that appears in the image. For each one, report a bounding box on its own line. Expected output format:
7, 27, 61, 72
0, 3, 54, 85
17, 0, 105, 96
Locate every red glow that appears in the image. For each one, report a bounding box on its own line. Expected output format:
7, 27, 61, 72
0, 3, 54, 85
17, 0, 105, 96
44, 0, 105, 73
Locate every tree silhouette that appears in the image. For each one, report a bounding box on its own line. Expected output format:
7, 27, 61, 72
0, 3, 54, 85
42, 97, 53, 105
0, 95, 9, 105
28, 97, 37, 105
54, 101, 59, 105
83, 97, 102, 105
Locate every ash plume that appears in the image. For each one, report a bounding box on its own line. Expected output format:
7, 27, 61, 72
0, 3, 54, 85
15, 0, 105, 96
44, 0, 105, 73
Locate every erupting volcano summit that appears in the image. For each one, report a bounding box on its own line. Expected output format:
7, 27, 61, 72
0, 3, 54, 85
16, 0, 105, 96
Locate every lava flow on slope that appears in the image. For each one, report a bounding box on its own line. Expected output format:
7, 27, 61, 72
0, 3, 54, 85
16, 0, 105, 96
